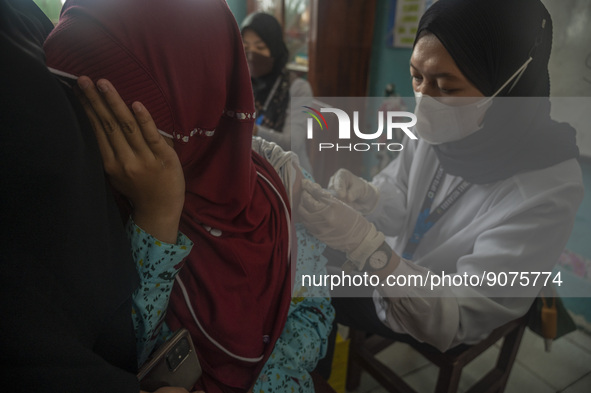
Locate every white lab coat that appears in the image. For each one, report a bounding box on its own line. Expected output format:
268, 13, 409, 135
256, 78, 313, 174
367, 138, 584, 351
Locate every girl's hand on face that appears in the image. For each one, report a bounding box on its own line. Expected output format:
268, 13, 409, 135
76, 76, 185, 244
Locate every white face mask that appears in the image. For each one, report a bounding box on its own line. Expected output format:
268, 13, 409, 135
413, 93, 492, 144
413, 56, 533, 145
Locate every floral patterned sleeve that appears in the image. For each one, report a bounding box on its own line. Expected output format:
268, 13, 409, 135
126, 218, 193, 366
251, 224, 335, 393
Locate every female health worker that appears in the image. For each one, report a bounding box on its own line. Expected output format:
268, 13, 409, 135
298, 0, 583, 352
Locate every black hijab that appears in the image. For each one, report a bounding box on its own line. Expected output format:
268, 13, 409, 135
415, 0, 579, 184
1, 1, 140, 389
241, 12, 291, 131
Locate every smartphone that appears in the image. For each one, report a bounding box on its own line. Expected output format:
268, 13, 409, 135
137, 328, 202, 391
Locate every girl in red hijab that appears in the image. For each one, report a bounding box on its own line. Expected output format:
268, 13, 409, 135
45, 0, 293, 391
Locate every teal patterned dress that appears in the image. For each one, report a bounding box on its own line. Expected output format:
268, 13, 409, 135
129, 192, 335, 392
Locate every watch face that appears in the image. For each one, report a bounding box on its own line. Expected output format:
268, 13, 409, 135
368, 250, 388, 270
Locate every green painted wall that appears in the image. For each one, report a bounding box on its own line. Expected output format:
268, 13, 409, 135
368, 0, 414, 98
32, 0, 62, 23
226, 0, 248, 26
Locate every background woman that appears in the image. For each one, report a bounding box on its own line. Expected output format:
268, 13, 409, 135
241, 12, 314, 174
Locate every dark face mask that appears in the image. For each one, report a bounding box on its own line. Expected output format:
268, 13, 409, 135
245, 51, 274, 78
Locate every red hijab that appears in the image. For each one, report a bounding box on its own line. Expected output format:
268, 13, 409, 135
45, 0, 292, 391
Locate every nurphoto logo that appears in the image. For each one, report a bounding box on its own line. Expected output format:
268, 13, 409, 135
303, 106, 418, 152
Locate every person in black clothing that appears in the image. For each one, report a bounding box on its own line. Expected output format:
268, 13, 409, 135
0, 1, 188, 391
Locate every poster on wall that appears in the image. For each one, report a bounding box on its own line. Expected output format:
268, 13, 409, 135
388, 0, 437, 48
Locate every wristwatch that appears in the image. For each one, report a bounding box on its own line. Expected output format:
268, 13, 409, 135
366, 242, 393, 272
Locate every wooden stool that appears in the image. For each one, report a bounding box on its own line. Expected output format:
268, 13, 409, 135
346, 315, 528, 393
311, 370, 338, 393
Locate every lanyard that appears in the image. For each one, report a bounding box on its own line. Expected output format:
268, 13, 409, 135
255, 76, 282, 126
402, 165, 472, 260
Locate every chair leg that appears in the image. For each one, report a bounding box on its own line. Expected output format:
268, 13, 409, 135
435, 363, 463, 393
493, 321, 526, 392
346, 329, 365, 391
465, 319, 527, 393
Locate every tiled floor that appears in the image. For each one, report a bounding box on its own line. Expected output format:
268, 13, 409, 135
347, 328, 591, 393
